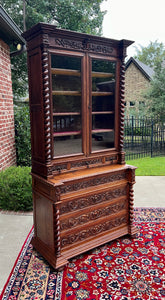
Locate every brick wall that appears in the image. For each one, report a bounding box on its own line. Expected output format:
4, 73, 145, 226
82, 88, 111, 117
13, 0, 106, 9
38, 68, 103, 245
0, 39, 16, 170
125, 62, 150, 116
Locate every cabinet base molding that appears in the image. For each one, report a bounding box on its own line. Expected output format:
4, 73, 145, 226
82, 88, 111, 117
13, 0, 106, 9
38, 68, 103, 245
32, 237, 69, 269
32, 224, 136, 269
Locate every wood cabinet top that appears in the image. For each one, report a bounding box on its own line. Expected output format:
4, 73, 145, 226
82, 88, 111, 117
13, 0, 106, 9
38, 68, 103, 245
48, 164, 135, 185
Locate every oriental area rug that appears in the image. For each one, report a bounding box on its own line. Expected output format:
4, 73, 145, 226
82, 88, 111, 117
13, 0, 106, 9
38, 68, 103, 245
0, 208, 165, 300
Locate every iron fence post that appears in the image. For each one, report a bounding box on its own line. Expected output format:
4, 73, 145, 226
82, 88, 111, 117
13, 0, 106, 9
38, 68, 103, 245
151, 120, 154, 158
131, 116, 134, 149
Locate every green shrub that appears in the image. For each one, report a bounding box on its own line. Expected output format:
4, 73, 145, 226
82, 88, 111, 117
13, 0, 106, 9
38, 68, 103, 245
124, 126, 151, 136
14, 105, 31, 167
0, 166, 32, 211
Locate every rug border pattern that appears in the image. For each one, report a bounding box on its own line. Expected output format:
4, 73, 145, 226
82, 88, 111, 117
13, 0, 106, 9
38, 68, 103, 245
0, 207, 165, 300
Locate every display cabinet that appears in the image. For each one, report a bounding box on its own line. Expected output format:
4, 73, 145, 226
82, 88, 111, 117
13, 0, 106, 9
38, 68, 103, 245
23, 23, 138, 269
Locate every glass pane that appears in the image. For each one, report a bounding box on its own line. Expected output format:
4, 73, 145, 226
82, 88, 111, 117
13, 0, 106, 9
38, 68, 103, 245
51, 54, 82, 157
53, 95, 81, 113
92, 59, 116, 151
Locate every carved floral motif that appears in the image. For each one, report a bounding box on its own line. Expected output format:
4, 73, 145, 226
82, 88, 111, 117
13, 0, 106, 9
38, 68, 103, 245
60, 173, 126, 194
61, 215, 127, 247
55, 38, 114, 54
60, 186, 127, 214
60, 200, 127, 230
48, 155, 117, 175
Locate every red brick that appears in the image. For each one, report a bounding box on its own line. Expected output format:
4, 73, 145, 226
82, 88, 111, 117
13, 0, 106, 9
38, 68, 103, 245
0, 39, 16, 170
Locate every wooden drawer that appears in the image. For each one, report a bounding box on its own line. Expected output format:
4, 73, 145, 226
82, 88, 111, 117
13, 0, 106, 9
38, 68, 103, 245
60, 181, 128, 214
60, 204, 128, 250
60, 197, 127, 231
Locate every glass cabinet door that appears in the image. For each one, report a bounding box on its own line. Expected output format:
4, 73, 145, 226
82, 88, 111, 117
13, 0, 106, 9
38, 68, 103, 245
91, 58, 116, 152
51, 54, 82, 157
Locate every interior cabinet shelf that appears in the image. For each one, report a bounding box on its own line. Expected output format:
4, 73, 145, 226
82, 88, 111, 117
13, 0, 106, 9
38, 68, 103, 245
52, 90, 81, 96
92, 129, 114, 133
92, 71, 114, 78
92, 91, 113, 96
53, 112, 80, 116
51, 68, 81, 76
53, 131, 81, 137
52, 91, 113, 97
92, 111, 114, 115
51, 69, 114, 78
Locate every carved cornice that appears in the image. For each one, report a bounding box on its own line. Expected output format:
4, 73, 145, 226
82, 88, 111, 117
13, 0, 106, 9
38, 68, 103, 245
54, 37, 114, 54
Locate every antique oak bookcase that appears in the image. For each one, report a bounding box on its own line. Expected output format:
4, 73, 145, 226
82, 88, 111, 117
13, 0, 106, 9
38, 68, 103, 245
23, 23, 138, 269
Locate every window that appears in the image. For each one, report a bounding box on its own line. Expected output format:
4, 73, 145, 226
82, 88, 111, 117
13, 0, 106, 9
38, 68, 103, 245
51, 54, 82, 157
91, 58, 116, 151
51, 54, 117, 157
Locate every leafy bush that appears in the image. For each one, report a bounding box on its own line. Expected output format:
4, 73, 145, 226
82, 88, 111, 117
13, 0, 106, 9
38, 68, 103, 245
14, 105, 31, 167
0, 166, 32, 211
124, 126, 152, 136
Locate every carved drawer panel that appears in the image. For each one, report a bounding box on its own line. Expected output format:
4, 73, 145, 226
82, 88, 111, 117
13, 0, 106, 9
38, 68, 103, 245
60, 183, 128, 214
58, 171, 126, 195
60, 197, 127, 231
60, 210, 128, 249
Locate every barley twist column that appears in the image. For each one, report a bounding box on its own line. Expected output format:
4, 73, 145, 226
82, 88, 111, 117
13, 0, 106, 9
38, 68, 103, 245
128, 168, 139, 237
42, 50, 51, 163
54, 188, 61, 258
55, 205, 61, 258
129, 183, 135, 232
118, 59, 126, 164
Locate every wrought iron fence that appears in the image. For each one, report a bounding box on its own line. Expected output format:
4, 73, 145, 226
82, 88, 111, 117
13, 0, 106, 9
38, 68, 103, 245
124, 117, 165, 160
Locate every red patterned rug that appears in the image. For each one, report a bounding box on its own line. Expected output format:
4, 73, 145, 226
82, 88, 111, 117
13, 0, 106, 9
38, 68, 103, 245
0, 208, 165, 300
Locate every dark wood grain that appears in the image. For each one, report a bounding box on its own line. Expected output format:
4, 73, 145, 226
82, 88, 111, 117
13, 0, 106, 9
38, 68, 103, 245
23, 23, 138, 269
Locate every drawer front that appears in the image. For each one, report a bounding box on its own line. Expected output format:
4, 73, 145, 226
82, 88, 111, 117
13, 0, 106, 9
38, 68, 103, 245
60, 197, 127, 231
60, 184, 128, 215
59, 184, 129, 249
60, 210, 128, 249
59, 171, 126, 195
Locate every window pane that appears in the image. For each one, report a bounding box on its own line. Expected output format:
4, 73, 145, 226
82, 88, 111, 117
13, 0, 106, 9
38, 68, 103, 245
51, 55, 82, 157
92, 59, 116, 151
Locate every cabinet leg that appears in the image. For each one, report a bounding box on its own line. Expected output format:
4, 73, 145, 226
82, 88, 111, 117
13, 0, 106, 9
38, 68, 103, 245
128, 224, 139, 238
128, 183, 139, 238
